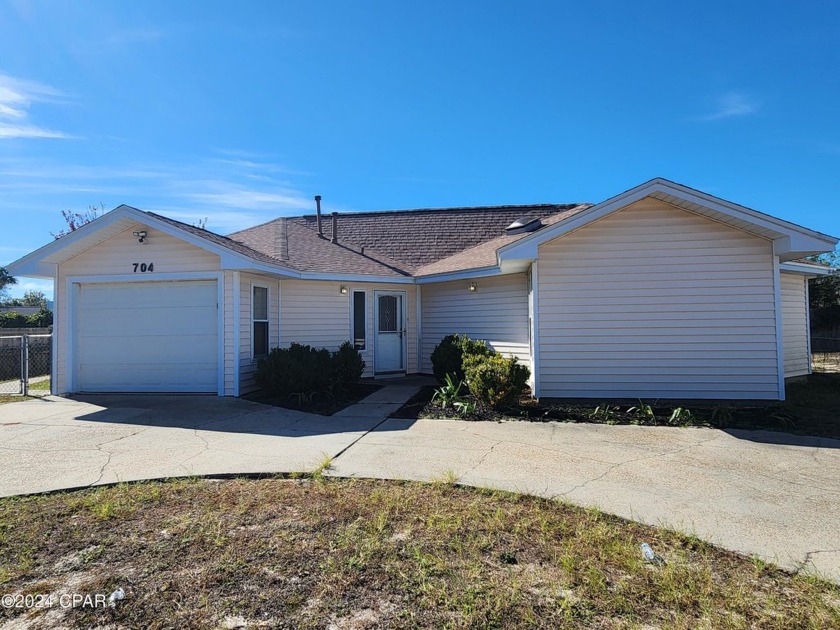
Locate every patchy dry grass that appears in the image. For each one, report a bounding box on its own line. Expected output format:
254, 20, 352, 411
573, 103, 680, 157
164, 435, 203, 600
1, 478, 838, 629
0, 395, 36, 405
813, 352, 840, 373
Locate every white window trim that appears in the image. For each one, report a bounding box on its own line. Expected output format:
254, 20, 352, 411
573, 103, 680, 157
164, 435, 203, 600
251, 281, 270, 361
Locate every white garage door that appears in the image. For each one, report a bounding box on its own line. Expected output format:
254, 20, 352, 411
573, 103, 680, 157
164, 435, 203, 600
77, 280, 218, 393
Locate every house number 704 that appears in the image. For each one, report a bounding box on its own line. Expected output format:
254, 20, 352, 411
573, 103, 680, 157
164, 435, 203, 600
132, 263, 154, 273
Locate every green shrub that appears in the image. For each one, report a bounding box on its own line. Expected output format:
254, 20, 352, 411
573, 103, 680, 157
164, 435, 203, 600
463, 353, 530, 410
255, 341, 365, 400
0, 308, 52, 328
331, 341, 365, 389
430, 334, 493, 383
256, 342, 332, 399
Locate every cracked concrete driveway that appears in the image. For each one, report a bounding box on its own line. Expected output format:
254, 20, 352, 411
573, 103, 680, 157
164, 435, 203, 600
0, 391, 411, 497
2, 391, 839, 582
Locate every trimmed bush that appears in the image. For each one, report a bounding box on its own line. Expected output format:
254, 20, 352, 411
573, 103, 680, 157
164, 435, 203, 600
430, 333, 493, 383
255, 341, 365, 400
463, 353, 530, 410
256, 343, 332, 399
331, 341, 365, 389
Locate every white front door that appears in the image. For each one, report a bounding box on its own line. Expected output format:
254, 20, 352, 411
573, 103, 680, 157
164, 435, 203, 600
375, 291, 405, 374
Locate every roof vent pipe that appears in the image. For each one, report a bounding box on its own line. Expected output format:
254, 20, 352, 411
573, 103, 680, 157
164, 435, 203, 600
315, 195, 323, 237
331, 211, 338, 243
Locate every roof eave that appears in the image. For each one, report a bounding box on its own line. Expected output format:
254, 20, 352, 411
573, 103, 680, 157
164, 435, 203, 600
6, 205, 305, 279
497, 179, 838, 264
779, 261, 835, 277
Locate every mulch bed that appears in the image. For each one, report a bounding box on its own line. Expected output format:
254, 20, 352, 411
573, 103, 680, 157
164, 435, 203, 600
246, 381, 382, 416
392, 374, 840, 440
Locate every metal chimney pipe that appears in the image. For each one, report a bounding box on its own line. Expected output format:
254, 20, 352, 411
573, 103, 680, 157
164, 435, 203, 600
315, 195, 323, 237
331, 211, 338, 243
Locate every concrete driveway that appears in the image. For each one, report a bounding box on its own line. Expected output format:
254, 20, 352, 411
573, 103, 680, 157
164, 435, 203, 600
0, 389, 412, 497
1, 391, 839, 581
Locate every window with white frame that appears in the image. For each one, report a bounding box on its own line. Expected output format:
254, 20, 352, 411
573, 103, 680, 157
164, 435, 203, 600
253, 285, 269, 358
352, 290, 366, 351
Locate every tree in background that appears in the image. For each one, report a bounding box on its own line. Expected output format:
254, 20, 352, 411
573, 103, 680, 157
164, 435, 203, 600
0, 266, 16, 303
2, 290, 48, 309
808, 249, 840, 336
51, 203, 105, 239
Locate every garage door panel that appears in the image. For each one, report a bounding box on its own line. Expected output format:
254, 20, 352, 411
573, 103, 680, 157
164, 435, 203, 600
77, 280, 218, 393
80, 282, 216, 309
80, 308, 217, 337
79, 364, 218, 393
79, 335, 217, 363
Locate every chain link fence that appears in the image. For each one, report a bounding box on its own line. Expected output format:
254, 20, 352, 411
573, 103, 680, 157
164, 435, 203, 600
812, 337, 840, 373
0, 334, 52, 395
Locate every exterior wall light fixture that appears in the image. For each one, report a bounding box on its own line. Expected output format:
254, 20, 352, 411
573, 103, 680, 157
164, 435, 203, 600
469, 282, 477, 292
132, 231, 148, 243
340, 285, 348, 295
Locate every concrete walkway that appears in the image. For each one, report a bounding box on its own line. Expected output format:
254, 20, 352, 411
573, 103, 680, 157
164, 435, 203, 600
1, 382, 839, 582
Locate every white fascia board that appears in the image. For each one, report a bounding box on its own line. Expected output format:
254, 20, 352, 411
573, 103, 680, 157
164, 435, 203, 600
6, 207, 136, 277
499, 178, 839, 263
779, 261, 835, 276
414, 266, 502, 284
300, 271, 414, 284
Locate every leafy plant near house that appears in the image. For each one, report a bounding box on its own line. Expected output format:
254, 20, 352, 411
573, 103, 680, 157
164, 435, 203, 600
462, 353, 530, 410
255, 342, 365, 402
627, 399, 657, 425
589, 403, 619, 424
431, 374, 478, 418
432, 373, 465, 408
430, 333, 493, 384
667, 407, 698, 426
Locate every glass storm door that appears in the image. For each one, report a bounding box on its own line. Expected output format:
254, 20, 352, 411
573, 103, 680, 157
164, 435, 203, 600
375, 292, 405, 373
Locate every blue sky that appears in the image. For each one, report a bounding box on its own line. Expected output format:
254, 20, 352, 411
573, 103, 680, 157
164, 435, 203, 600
1, 0, 839, 299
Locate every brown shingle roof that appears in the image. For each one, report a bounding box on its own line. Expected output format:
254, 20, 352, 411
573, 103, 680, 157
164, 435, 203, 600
286, 204, 582, 269
148, 203, 591, 278
415, 206, 589, 276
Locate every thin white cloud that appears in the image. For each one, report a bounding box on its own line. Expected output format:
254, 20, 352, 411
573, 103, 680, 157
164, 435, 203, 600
0, 153, 320, 234
696, 92, 759, 121
0, 72, 71, 140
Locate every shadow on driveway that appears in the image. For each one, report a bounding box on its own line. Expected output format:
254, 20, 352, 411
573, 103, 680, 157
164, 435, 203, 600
723, 428, 840, 449
69, 394, 414, 437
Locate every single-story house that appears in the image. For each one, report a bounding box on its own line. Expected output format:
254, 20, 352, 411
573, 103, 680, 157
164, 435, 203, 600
7, 178, 837, 400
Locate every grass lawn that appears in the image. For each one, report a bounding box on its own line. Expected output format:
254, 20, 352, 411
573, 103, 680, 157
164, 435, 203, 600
399, 373, 840, 440
1, 478, 837, 629
0, 378, 50, 404
28, 378, 51, 391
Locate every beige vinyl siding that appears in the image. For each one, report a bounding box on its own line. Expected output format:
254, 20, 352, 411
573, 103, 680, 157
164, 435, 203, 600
780, 273, 811, 378
223, 271, 236, 395
239, 273, 280, 395
279, 280, 417, 378
420, 274, 530, 374
55, 225, 220, 394
537, 198, 779, 399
